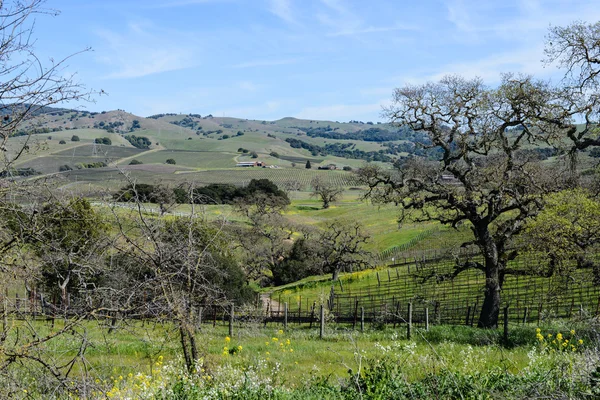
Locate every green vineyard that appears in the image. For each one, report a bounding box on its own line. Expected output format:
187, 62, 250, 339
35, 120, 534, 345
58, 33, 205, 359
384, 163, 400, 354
178, 168, 360, 189
273, 250, 600, 326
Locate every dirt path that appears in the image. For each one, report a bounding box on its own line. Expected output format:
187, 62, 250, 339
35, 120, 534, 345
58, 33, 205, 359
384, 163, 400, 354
260, 292, 284, 314
113, 144, 165, 166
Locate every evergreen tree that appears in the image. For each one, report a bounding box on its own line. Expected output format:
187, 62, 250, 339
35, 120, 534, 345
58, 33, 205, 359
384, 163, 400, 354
305, 160, 311, 169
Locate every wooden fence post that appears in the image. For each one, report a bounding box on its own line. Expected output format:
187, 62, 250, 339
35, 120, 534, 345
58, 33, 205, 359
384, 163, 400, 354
425, 307, 429, 331
522, 307, 528, 325
465, 306, 471, 326
284, 302, 288, 330
360, 307, 364, 332
376, 272, 381, 287
320, 305, 325, 339
229, 304, 234, 337
503, 306, 509, 344
407, 302, 412, 340
353, 299, 359, 329
309, 302, 316, 328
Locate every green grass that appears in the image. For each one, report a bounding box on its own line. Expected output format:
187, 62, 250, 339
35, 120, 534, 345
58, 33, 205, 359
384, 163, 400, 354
130, 150, 238, 169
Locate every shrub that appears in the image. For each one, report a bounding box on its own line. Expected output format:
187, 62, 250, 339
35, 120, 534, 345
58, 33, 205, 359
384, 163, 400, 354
165, 158, 176, 165
71, 135, 80, 141
129, 159, 143, 165
58, 140, 66, 144
95, 137, 111, 145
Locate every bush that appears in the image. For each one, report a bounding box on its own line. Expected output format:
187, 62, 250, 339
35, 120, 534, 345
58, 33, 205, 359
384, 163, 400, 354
94, 137, 111, 145
59, 165, 72, 172
58, 140, 66, 144
343, 166, 352, 171
71, 135, 80, 141
165, 158, 176, 165
129, 159, 143, 165
124, 135, 151, 149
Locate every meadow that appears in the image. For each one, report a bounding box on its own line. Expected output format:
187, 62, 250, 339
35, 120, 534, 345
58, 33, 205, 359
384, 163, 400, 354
13, 315, 598, 399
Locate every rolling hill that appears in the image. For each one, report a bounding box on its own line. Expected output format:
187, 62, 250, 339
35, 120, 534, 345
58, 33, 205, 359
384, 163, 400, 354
2, 107, 410, 193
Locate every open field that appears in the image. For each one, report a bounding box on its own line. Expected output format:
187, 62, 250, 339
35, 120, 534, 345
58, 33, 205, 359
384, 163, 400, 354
5, 311, 597, 399
130, 150, 238, 169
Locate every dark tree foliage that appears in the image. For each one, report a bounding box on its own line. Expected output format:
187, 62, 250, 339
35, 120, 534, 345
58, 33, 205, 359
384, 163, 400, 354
287, 138, 395, 162
272, 238, 319, 285
124, 135, 151, 149
94, 137, 111, 145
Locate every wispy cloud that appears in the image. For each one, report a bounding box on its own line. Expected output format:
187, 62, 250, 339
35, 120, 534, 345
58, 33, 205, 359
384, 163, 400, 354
328, 24, 418, 37
96, 22, 198, 79
316, 0, 362, 34
429, 46, 549, 83
268, 0, 297, 24
216, 100, 282, 119
238, 81, 261, 91
146, 0, 231, 9
231, 58, 299, 69
295, 100, 389, 121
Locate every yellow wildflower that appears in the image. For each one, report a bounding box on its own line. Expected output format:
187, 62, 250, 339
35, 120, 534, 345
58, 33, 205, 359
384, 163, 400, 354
570, 330, 575, 336
556, 333, 563, 341
578, 339, 584, 345
225, 336, 231, 343
278, 330, 284, 335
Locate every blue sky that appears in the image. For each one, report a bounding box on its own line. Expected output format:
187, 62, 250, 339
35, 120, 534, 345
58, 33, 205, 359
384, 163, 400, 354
33, 0, 600, 121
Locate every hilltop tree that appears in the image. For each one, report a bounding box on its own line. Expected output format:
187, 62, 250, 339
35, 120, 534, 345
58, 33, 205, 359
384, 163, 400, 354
358, 74, 572, 328
305, 160, 311, 169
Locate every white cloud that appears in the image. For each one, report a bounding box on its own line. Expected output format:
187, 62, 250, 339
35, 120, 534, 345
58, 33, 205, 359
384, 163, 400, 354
231, 58, 299, 68
215, 100, 282, 119
268, 0, 296, 24
328, 24, 418, 37
95, 23, 198, 79
238, 81, 260, 91
295, 100, 390, 121
147, 0, 232, 8
429, 46, 549, 83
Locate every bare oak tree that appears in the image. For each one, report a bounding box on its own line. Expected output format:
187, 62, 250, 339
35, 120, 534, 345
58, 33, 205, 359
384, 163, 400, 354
357, 74, 572, 328
310, 176, 343, 209
0, 0, 92, 172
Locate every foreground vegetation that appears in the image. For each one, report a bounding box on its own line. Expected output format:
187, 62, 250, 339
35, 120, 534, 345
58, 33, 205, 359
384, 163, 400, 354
11, 320, 600, 399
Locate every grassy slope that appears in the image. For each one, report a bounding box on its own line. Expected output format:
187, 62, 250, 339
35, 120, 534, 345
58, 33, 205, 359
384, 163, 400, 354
5, 111, 399, 180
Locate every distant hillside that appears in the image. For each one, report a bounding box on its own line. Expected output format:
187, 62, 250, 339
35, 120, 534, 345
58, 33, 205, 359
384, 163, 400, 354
0, 106, 432, 193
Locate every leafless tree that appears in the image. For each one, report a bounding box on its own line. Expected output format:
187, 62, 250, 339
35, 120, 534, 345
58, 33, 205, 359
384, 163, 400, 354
109, 183, 253, 371
0, 0, 93, 172
310, 176, 343, 209
315, 220, 371, 281
357, 74, 573, 328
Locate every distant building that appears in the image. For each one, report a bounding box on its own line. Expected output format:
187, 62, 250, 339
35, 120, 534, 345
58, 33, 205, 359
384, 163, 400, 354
236, 161, 266, 167
317, 164, 337, 170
